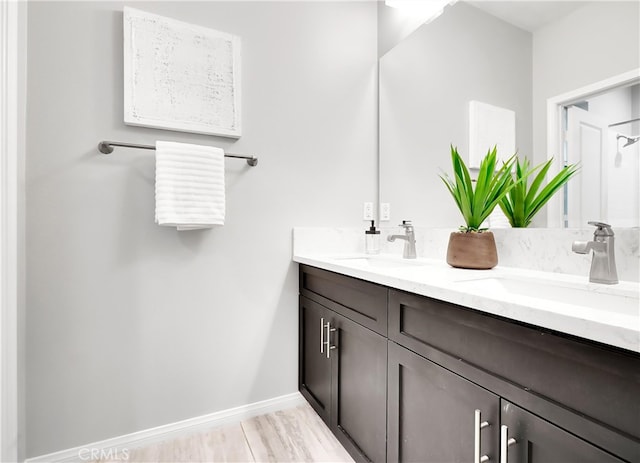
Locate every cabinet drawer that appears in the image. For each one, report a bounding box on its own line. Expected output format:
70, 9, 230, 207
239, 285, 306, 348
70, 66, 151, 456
300, 265, 388, 335
388, 289, 640, 447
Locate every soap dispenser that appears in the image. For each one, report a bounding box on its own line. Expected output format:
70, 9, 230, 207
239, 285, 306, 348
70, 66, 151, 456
365, 220, 381, 255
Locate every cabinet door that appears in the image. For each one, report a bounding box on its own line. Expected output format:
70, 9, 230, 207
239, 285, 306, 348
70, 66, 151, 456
500, 400, 626, 463
299, 296, 331, 424
387, 342, 500, 463
330, 312, 387, 463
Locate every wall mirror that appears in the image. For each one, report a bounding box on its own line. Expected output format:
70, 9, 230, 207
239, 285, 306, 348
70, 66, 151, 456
379, 0, 639, 229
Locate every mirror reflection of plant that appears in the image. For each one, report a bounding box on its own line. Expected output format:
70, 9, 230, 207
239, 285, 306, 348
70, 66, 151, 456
440, 145, 519, 232
499, 158, 579, 228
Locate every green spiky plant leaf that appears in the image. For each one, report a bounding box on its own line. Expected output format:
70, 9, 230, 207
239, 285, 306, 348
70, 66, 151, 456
499, 157, 579, 228
440, 145, 518, 232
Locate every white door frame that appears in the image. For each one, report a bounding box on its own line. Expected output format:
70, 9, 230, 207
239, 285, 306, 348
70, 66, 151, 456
546, 68, 640, 228
1, 0, 19, 461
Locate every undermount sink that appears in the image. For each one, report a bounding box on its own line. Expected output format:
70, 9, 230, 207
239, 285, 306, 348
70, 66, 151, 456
332, 256, 430, 269
456, 276, 639, 316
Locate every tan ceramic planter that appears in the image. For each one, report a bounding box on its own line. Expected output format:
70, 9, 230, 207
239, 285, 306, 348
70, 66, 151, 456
446, 231, 498, 269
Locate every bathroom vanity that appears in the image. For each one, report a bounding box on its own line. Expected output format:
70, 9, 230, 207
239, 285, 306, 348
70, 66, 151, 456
296, 257, 640, 463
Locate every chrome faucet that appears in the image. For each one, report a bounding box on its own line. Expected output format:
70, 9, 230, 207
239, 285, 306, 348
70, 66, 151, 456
572, 221, 618, 284
387, 220, 417, 259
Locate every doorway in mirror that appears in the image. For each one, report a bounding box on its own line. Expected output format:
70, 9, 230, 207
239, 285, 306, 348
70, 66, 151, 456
551, 79, 639, 228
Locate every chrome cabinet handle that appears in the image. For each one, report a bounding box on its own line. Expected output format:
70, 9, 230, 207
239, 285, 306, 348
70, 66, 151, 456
325, 321, 337, 359
320, 317, 325, 354
500, 425, 517, 463
474, 409, 490, 463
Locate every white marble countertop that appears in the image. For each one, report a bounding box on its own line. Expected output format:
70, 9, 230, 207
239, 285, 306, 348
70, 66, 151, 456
294, 252, 640, 354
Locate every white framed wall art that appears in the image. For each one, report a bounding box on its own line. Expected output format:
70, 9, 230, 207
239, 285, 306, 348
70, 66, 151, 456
123, 7, 241, 138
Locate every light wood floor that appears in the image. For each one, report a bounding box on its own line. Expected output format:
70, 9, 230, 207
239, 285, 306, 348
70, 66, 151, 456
96, 402, 354, 463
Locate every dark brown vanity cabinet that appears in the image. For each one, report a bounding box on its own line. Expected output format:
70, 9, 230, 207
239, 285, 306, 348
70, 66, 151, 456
387, 340, 628, 463
299, 295, 332, 423
299, 265, 640, 463
299, 266, 388, 463
387, 341, 500, 462
500, 401, 625, 463
388, 289, 639, 463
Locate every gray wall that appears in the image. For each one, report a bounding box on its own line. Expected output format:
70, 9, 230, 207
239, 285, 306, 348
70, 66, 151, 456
532, 1, 640, 167
377, 1, 435, 58
25, 1, 377, 457
379, 1, 532, 228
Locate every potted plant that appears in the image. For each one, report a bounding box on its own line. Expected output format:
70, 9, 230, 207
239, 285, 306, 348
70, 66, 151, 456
440, 145, 517, 269
499, 157, 579, 228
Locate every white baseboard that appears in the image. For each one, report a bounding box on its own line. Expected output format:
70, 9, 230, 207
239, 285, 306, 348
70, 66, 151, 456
26, 392, 305, 463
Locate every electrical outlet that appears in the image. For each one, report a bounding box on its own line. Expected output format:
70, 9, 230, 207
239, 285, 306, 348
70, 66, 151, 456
363, 202, 374, 220
380, 203, 391, 221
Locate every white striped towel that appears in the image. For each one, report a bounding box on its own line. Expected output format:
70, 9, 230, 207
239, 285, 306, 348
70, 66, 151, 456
155, 141, 225, 230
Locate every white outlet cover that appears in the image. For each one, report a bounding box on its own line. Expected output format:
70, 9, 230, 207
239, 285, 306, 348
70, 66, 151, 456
363, 202, 374, 220
381, 203, 391, 221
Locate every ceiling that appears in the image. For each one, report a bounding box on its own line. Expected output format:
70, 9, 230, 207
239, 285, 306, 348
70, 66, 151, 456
467, 1, 589, 32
